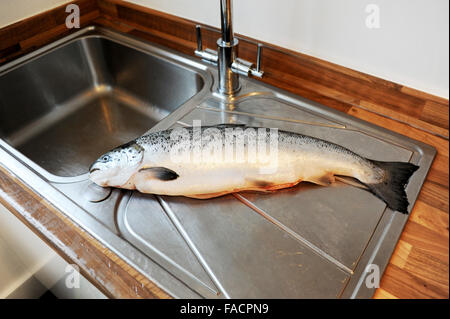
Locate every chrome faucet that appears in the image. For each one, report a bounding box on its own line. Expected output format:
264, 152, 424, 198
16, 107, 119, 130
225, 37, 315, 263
195, 0, 263, 96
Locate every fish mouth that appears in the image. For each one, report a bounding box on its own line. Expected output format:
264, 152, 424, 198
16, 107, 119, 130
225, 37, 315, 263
89, 168, 100, 174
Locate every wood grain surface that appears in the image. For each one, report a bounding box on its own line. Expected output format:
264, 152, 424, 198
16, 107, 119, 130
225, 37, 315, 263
0, 0, 448, 299
0, 0, 99, 64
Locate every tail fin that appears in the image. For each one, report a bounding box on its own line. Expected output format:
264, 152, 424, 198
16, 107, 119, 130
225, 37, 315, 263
366, 161, 419, 214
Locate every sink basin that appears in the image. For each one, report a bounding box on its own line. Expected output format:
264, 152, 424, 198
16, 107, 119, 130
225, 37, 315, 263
0, 26, 435, 299
0, 35, 203, 177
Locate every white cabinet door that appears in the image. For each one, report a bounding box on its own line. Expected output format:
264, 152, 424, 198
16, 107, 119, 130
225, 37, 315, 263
0, 203, 106, 299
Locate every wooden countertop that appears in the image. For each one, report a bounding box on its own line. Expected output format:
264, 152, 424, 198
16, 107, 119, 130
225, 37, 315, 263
0, 0, 448, 299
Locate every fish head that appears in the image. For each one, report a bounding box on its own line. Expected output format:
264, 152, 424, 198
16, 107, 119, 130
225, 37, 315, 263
89, 141, 144, 187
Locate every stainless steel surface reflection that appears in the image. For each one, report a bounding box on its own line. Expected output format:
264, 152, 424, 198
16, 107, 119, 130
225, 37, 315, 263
0, 36, 203, 177
0, 26, 436, 298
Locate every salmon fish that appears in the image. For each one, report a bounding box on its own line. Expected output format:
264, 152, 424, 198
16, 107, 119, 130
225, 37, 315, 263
89, 124, 419, 214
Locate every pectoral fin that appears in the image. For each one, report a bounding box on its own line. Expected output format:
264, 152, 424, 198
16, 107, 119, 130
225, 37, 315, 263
137, 167, 179, 181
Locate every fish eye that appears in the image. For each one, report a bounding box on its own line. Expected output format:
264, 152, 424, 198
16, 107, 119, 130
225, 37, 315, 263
101, 155, 111, 162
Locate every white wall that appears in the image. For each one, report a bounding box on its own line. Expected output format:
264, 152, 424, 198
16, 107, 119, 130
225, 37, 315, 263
0, 0, 448, 98
0, 0, 71, 28
128, 0, 449, 99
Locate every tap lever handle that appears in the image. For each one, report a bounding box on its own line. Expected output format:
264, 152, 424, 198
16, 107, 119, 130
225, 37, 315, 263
196, 25, 203, 52
256, 43, 263, 73
247, 43, 264, 78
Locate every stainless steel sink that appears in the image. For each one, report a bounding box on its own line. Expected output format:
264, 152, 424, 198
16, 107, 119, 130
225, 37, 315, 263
0, 26, 435, 298
0, 35, 203, 177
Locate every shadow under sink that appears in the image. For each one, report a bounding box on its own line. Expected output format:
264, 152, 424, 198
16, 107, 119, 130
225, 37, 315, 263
0, 36, 204, 177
